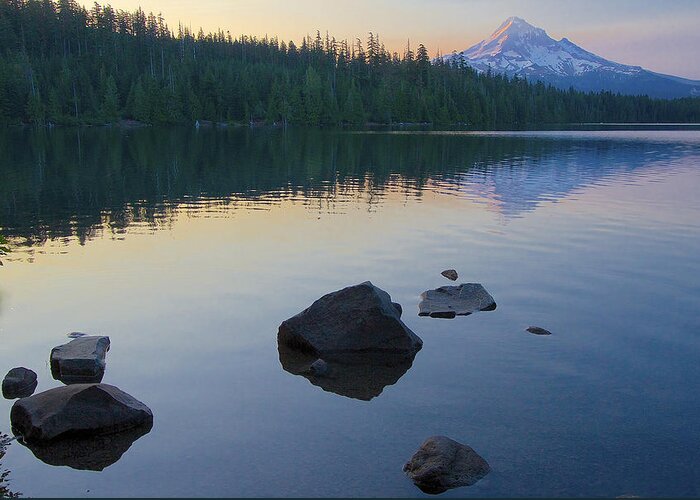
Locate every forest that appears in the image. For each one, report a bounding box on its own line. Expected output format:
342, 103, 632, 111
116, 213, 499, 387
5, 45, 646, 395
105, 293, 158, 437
1, 0, 700, 127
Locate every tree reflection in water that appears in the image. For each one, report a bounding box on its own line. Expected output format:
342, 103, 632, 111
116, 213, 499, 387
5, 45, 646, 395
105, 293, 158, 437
0, 434, 20, 498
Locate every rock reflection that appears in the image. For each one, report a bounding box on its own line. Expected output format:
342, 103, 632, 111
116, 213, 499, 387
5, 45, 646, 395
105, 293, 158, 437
17, 422, 152, 471
278, 343, 417, 401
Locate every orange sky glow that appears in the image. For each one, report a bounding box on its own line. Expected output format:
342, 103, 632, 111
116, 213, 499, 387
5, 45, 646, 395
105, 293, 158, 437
75, 0, 700, 80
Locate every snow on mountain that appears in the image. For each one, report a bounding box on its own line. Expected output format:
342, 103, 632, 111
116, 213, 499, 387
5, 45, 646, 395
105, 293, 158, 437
443, 17, 700, 99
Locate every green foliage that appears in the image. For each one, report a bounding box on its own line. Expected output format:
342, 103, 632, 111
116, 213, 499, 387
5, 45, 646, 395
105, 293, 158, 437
0, 433, 20, 497
0, 0, 698, 127
0, 234, 8, 266
102, 75, 120, 121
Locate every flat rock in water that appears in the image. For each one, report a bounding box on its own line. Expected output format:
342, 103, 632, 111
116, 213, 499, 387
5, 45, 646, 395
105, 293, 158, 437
50, 336, 110, 384
67, 332, 88, 339
526, 326, 552, 336
404, 436, 490, 494
441, 269, 458, 281
2, 367, 38, 399
278, 281, 422, 361
11, 383, 153, 442
418, 283, 496, 318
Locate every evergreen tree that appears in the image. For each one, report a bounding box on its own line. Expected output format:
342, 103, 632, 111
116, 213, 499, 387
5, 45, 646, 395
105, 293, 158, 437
343, 80, 365, 125
102, 75, 120, 121
0, 0, 696, 127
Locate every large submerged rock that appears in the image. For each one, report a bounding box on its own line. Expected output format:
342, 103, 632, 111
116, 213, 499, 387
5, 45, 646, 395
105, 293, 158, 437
2, 367, 38, 399
418, 283, 496, 318
11, 384, 153, 442
404, 436, 490, 494
50, 336, 110, 384
278, 281, 422, 361
18, 423, 152, 471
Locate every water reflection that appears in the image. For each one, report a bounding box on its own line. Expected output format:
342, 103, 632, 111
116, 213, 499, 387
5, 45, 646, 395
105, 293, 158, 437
0, 435, 20, 498
2, 127, 694, 254
16, 423, 152, 472
278, 343, 417, 401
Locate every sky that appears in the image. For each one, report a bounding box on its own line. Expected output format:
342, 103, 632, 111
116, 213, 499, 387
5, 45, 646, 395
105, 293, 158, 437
77, 0, 700, 80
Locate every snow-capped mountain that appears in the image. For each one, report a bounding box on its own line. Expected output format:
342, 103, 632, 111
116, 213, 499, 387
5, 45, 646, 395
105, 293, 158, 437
443, 17, 700, 99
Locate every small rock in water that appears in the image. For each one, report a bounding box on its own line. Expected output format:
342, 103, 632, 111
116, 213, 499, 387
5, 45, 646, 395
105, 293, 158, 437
404, 436, 490, 494
441, 269, 458, 281
309, 359, 328, 376
50, 336, 110, 384
418, 283, 496, 318
526, 326, 553, 336
67, 332, 88, 339
2, 367, 38, 399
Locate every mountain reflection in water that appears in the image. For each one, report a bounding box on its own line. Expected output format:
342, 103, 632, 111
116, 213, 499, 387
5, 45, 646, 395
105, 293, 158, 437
1, 127, 690, 254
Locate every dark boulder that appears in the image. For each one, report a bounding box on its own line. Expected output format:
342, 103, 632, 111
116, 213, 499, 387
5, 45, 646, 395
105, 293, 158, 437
418, 283, 496, 318
11, 384, 153, 442
2, 367, 38, 399
278, 281, 422, 361
404, 436, 490, 494
50, 336, 110, 384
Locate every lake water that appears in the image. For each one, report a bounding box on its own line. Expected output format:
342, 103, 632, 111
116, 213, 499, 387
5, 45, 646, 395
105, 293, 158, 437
0, 127, 699, 497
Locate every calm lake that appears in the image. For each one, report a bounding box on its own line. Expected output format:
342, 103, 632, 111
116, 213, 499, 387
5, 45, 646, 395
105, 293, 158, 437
1, 127, 699, 497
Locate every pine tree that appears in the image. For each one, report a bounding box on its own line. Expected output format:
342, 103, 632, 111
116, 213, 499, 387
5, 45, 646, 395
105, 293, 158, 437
102, 75, 120, 122
343, 80, 365, 125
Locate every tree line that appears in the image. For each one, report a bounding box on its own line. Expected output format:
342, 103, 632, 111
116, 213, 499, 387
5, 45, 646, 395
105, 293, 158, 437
1, 0, 699, 127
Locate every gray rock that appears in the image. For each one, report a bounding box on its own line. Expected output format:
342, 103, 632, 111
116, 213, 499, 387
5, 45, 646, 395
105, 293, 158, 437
403, 436, 490, 494
11, 384, 153, 442
441, 269, 458, 281
67, 332, 88, 339
279, 344, 417, 401
50, 336, 110, 384
526, 326, 552, 336
278, 281, 422, 361
418, 283, 496, 318
392, 302, 403, 316
2, 367, 38, 399
18, 422, 152, 471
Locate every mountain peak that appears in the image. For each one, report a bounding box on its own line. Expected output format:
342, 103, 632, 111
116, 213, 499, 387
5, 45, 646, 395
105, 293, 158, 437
443, 17, 700, 98
492, 16, 545, 38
